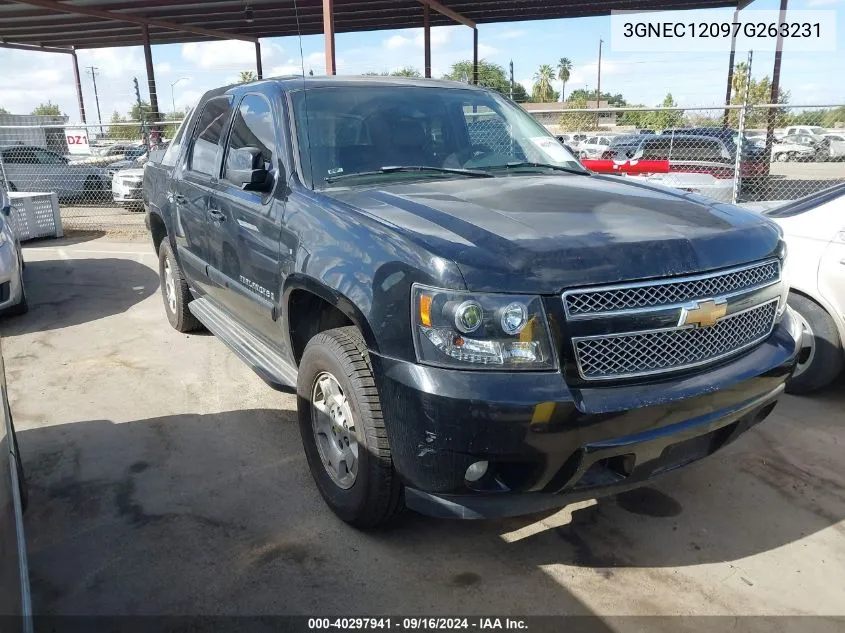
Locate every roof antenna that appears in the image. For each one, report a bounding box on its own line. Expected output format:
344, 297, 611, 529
292, 0, 314, 187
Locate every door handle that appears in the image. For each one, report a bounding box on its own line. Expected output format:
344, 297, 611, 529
208, 208, 226, 222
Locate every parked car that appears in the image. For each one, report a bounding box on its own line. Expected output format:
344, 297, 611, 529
145, 77, 799, 528
764, 184, 845, 393
0, 145, 108, 200
0, 189, 26, 316
112, 167, 145, 208
772, 134, 824, 162
0, 335, 32, 632
556, 132, 587, 150
783, 125, 828, 139
72, 142, 145, 167
601, 134, 740, 202
578, 134, 614, 159
106, 146, 148, 179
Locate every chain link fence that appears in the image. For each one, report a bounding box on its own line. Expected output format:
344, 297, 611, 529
1, 104, 843, 237
0, 119, 179, 238
541, 103, 845, 206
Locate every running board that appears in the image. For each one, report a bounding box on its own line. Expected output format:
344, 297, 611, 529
188, 297, 298, 392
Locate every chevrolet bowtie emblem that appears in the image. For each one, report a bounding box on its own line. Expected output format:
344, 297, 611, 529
679, 298, 728, 328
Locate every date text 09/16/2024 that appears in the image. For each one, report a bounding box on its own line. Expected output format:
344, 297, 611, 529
307, 618, 528, 630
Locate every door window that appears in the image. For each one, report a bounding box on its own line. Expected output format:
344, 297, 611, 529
33, 149, 65, 165
222, 94, 278, 189
188, 97, 232, 177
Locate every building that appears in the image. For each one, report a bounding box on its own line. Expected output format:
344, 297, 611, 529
0, 113, 69, 154
521, 101, 617, 132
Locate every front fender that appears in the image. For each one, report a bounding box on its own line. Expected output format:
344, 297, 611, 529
282, 188, 466, 362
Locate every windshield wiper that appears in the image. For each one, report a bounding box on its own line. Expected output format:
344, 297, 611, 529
325, 165, 493, 183
484, 161, 588, 176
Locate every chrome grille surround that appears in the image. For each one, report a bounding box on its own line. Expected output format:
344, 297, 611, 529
563, 259, 781, 318
572, 299, 779, 380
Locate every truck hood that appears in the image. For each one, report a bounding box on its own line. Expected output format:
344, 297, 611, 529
328, 174, 781, 293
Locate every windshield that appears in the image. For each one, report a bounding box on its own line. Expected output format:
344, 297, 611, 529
291, 85, 585, 188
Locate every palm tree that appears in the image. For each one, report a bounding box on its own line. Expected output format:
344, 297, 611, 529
239, 70, 257, 83
557, 58, 573, 103
532, 64, 556, 103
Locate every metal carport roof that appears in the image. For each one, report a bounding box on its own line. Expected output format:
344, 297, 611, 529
0, 0, 741, 49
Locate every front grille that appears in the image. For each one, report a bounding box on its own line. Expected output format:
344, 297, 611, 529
564, 259, 780, 317
572, 299, 778, 380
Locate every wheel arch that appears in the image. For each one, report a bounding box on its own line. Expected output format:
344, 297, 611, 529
283, 275, 379, 365
788, 286, 845, 350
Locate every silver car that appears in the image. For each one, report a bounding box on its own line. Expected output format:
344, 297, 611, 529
0, 189, 26, 316
0, 145, 108, 200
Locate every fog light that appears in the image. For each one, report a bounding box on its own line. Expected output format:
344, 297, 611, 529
465, 460, 489, 482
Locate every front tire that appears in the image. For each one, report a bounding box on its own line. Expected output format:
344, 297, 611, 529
158, 240, 200, 332
297, 326, 403, 528
786, 293, 843, 394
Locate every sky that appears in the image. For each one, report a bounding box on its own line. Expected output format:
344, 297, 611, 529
0, 0, 843, 123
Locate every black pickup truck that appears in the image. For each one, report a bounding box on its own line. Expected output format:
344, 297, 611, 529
144, 76, 801, 528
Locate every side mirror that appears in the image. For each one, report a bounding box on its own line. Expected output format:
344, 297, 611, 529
1, 205, 10, 217
227, 147, 273, 193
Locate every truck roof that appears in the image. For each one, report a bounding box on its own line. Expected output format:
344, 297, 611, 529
201, 75, 489, 103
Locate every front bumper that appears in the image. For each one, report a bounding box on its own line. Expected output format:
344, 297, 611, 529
112, 181, 143, 203
370, 311, 801, 519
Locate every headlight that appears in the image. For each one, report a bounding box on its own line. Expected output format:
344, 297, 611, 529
777, 239, 790, 318
411, 284, 556, 370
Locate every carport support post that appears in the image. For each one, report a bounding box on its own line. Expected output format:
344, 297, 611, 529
722, 8, 740, 126
765, 0, 788, 161
71, 48, 87, 123
141, 25, 160, 121
472, 28, 478, 84
323, 0, 336, 75
255, 40, 263, 79
424, 2, 431, 78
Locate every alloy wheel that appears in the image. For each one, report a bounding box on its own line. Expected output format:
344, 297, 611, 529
311, 371, 359, 489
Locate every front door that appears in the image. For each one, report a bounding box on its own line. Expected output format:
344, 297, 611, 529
208, 92, 284, 346
173, 96, 233, 295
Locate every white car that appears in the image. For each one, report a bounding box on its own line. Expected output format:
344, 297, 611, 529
772, 135, 818, 162
765, 183, 845, 393
0, 188, 26, 316
111, 167, 145, 208
578, 134, 613, 159
783, 125, 828, 139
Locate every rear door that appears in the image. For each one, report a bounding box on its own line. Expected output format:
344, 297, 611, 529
208, 91, 285, 345
172, 96, 233, 294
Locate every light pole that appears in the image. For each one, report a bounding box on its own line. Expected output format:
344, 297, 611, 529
170, 77, 188, 116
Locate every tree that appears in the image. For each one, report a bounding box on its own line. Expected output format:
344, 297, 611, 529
130, 100, 155, 123
442, 60, 527, 102
363, 67, 422, 77
391, 66, 421, 77
0, 106, 8, 115
239, 70, 257, 83
32, 101, 62, 116
558, 94, 597, 131
557, 58, 572, 103
567, 89, 627, 107
728, 62, 790, 127
532, 64, 556, 103
643, 93, 684, 130
107, 110, 129, 140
